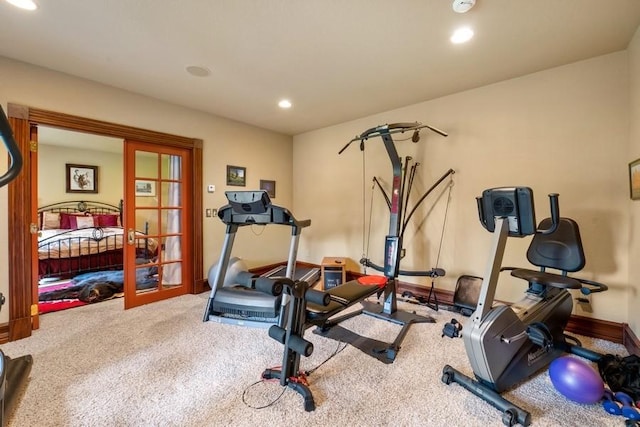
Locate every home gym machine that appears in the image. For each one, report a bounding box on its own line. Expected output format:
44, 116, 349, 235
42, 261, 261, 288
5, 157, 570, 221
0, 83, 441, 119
326, 122, 450, 361
441, 187, 607, 426
203, 190, 319, 328
0, 105, 33, 427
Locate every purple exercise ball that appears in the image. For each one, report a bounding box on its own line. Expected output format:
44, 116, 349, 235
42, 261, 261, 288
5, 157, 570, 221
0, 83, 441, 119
549, 356, 604, 404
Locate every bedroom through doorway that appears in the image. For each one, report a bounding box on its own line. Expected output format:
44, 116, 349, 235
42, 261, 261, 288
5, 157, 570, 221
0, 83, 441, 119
36, 127, 134, 314
7, 103, 203, 341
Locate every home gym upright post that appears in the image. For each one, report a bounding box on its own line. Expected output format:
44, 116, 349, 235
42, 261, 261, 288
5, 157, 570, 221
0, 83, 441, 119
337, 122, 450, 360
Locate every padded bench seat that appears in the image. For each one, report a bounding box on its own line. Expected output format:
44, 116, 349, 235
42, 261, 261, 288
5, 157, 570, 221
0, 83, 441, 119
306, 279, 383, 323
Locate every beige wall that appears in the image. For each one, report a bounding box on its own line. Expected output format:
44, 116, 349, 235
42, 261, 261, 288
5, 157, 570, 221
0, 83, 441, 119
0, 56, 294, 323
628, 26, 640, 337
293, 51, 631, 325
37, 143, 123, 208
2, 42, 638, 331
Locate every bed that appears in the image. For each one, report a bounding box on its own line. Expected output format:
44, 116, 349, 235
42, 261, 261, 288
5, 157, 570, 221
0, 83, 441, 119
37, 200, 159, 280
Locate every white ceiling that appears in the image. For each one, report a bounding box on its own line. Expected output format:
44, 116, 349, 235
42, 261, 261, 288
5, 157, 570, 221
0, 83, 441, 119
2, 0, 640, 136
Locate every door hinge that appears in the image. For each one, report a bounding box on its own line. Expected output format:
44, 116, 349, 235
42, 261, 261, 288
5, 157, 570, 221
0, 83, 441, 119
29, 140, 37, 152
31, 304, 38, 316
30, 223, 39, 234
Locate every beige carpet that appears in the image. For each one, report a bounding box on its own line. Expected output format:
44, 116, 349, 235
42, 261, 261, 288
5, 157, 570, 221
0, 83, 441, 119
0, 293, 629, 427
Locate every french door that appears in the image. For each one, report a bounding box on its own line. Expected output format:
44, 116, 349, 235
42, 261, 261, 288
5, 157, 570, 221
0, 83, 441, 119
123, 140, 192, 308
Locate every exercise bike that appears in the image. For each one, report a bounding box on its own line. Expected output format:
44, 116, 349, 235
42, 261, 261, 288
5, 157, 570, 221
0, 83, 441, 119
442, 187, 607, 426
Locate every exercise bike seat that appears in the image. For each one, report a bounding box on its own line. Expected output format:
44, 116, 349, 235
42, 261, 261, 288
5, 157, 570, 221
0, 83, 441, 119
508, 217, 585, 290
509, 269, 581, 289
306, 280, 381, 323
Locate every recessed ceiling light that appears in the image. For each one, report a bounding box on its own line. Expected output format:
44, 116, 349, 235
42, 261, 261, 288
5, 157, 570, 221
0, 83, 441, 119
6, 0, 38, 10
451, 27, 474, 44
278, 99, 292, 109
452, 0, 475, 13
185, 65, 211, 77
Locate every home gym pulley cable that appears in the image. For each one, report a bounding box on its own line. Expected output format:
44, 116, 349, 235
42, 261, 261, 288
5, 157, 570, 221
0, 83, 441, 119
361, 159, 455, 278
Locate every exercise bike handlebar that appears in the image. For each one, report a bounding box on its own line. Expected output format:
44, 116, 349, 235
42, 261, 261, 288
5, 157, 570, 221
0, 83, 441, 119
0, 105, 23, 189
578, 278, 608, 295
538, 193, 560, 235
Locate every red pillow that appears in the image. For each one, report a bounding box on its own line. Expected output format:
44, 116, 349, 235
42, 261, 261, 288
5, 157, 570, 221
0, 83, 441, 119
93, 214, 119, 227
59, 213, 88, 229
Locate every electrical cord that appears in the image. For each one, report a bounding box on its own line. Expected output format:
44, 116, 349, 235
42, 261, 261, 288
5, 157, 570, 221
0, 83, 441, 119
241, 341, 348, 409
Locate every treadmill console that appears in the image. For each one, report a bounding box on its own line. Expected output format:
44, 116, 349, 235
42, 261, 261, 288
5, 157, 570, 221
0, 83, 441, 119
219, 190, 310, 228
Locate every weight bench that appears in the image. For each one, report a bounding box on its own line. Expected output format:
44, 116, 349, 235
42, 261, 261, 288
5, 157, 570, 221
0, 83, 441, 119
306, 279, 384, 327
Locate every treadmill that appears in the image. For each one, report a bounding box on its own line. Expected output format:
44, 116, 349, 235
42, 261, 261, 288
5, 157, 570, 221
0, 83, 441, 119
203, 190, 318, 328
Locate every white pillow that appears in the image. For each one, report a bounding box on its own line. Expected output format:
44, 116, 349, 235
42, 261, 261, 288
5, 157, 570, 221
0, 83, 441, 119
75, 216, 95, 228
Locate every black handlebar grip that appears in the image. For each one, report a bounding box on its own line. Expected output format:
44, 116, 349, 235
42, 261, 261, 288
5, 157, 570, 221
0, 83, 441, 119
0, 106, 23, 188
540, 193, 560, 235
235, 271, 257, 288
579, 278, 609, 294
305, 289, 330, 306
268, 325, 286, 344
549, 193, 560, 226
288, 335, 314, 357
254, 277, 283, 296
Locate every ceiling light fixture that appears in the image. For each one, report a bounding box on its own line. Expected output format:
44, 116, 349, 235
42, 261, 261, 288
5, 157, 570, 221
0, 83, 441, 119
185, 65, 211, 77
452, 0, 475, 13
6, 0, 38, 10
278, 99, 292, 109
451, 27, 474, 44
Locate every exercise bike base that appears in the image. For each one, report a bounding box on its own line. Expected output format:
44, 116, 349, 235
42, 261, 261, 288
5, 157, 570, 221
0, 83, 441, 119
441, 365, 531, 427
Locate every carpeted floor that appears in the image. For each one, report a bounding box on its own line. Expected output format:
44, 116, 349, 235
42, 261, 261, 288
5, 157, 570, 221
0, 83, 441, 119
0, 293, 630, 426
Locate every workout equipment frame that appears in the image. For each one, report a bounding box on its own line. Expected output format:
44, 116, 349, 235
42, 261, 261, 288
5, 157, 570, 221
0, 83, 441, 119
339, 122, 450, 360
0, 105, 33, 427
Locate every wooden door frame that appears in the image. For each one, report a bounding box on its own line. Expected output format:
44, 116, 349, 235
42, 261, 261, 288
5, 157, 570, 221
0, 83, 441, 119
6, 103, 204, 341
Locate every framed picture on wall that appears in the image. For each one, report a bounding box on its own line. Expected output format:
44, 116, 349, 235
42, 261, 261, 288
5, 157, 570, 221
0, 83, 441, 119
66, 164, 98, 193
135, 180, 156, 197
630, 158, 640, 200
227, 165, 246, 186
260, 179, 276, 198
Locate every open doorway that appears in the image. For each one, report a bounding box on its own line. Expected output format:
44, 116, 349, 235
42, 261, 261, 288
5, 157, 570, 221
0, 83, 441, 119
36, 127, 130, 314
7, 104, 204, 341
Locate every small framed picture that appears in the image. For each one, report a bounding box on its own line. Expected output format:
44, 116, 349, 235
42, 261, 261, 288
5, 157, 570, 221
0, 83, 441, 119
135, 180, 156, 197
66, 164, 98, 193
227, 165, 246, 187
629, 158, 640, 200
260, 179, 276, 198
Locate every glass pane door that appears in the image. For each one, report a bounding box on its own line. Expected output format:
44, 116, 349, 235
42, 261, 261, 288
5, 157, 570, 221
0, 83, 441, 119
124, 141, 191, 308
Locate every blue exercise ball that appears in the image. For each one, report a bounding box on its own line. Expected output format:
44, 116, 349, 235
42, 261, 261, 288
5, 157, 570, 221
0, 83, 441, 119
549, 356, 604, 404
